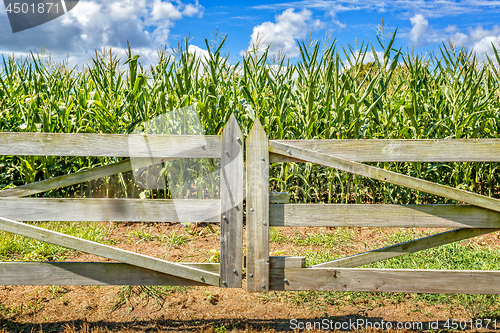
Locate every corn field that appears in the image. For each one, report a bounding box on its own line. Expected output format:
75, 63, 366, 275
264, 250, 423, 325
1, 31, 500, 204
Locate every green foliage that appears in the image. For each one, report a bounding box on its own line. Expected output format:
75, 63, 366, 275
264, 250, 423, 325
286, 229, 500, 317
214, 324, 228, 333
162, 230, 188, 245
269, 227, 287, 243
0, 222, 111, 261
1, 31, 500, 204
369, 230, 500, 270
292, 228, 353, 247
126, 226, 155, 243
208, 249, 220, 263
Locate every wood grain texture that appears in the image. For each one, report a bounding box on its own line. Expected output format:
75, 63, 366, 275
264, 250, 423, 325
242, 191, 290, 204
0, 198, 220, 223
269, 204, 500, 228
270, 139, 500, 162
269, 141, 500, 213
0, 262, 219, 285
244, 256, 305, 269
270, 268, 500, 293
0, 158, 171, 198
0, 133, 221, 158
220, 114, 244, 288
0, 216, 220, 286
269, 257, 306, 290
313, 228, 498, 268
269, 256, 306, 269
246, 120, 270, 292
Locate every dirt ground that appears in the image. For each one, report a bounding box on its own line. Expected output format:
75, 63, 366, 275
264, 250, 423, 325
0, 223, 499, 332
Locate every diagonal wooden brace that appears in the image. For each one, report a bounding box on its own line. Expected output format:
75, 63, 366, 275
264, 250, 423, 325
0, 215, 219, 286
313, 228, 498, 268
0, 157, 172, 198
269, 140, 500, 213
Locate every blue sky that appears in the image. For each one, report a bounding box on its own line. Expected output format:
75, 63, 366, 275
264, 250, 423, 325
1, 0, 500, 66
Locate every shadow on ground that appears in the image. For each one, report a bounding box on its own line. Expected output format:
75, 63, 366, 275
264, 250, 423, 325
1, 315, 480, 332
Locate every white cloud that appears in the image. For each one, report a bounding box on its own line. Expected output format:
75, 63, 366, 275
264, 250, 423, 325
243, 8, 324, 58
469, 26, 500, 43
188, 44, 209, 62
472, 35, 500, 57
376, 2, 387, 13
108, 0, 146, 21
445, 25, 459, 34
409, 14, 429, 44
152, 0, 183, 21
453, 26, 500, 58
325, 10, 346, 29
344, 50, 387, 69
62, 1, 102, 27
0, 0, 204, 65
252, 0, 500, 19
405, 15, 500, 59
183, 3, 203, 17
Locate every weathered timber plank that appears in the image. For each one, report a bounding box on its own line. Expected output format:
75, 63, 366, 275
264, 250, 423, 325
269, 204, 500, 228
270, 141, 500, 213
269, 139, 500, 162
270, 268, 500, 293
0, 262, 219, 285
0, 158, 171, 198
0, 216, 219, 286
244, 256, 305, 269
220, 114, 244, 288
313, 228, 498, 268
242, 190, 290, 204
0, 198, 220, 223
269, 257, 306, 290
270, 257, 306, 269
0, 133, 221, 158
246, 120, 270, 292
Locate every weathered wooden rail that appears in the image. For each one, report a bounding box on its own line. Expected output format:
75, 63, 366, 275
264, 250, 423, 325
246, 119, 500, 294
2, 115, 500, 294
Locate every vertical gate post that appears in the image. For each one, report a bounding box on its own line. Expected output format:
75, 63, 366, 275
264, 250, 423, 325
220, 114, 244, 288
246, 119, 270, 292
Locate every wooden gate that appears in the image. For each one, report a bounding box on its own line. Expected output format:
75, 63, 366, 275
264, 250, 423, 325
246, 119, 500, 294
0, 115, 243, 289
3, 115, 500, 293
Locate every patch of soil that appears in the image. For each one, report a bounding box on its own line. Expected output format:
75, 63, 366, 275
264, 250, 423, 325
1, 223, 499, 332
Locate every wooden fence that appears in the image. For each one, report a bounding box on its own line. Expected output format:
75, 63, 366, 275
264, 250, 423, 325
246, 119, 500, 294
0, 115, 245, 288
2, 115, 500, 294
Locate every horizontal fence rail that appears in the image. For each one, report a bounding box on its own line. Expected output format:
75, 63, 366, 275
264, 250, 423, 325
269, 204, 500, 228
0, 257, 299, 286
0, 198, 220, 223
270, 268, 500, 294
0, 262, 219, 286
270, 139, 500, 162
0, 133, 221, 158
